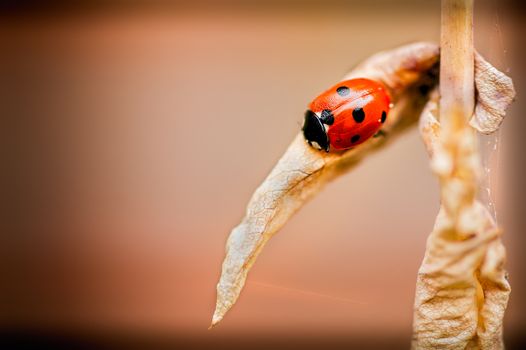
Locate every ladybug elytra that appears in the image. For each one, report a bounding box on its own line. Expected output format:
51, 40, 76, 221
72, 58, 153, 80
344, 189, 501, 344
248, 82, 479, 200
302, 78, 391, 152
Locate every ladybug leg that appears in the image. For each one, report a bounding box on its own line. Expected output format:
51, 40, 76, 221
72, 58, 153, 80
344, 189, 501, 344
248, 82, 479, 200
373, 130, 387, 138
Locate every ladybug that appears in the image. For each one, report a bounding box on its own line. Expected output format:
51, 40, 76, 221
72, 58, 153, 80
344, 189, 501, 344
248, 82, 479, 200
302, 78, 390, 152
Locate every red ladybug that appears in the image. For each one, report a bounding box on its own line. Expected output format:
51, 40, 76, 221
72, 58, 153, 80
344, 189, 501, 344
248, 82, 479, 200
302, 78, 390, 152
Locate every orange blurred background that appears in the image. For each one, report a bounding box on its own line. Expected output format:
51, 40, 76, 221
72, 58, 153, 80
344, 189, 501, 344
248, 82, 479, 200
2, 1, 525, 349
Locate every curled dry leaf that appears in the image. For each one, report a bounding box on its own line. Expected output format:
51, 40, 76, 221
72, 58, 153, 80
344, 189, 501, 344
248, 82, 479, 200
211, 41, 440, 327
412, 200, 509, 349
413, 61, 513, 348
420, 53, 516, 139
470, 53, 516, 134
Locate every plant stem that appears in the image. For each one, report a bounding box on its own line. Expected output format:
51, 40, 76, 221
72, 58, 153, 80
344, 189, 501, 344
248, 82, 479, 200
438, 0, 479, 228
440, 0, 475, 130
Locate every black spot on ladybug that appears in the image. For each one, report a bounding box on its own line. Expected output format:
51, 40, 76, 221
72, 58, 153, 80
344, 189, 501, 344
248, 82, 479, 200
381, 111, 387, 123
352, 108, 365, 123
351, 134, 360, 143
320, 109, 334, 125
336, 86, 350, 96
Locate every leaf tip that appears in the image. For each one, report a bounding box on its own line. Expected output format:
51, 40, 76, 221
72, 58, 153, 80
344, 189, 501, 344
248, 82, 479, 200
209, 311, 223, 329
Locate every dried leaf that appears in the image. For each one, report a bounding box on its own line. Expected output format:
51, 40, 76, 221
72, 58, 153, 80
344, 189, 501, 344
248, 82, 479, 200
420, 54, 516, 144
470, 53, 516, 134
413, 62, 513, 348
211, 42, 441, 327
412, 202, 509, 349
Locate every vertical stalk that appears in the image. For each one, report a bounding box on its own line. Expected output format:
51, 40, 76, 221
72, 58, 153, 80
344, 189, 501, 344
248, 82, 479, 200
440, 0, 474, 130
438, 0, 479, 233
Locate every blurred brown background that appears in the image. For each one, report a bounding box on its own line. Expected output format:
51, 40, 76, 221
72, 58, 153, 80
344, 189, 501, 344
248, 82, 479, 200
1, 1, 525, 349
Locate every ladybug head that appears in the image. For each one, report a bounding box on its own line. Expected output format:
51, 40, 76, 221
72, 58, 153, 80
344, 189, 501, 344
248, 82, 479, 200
302, 110, 329, 152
